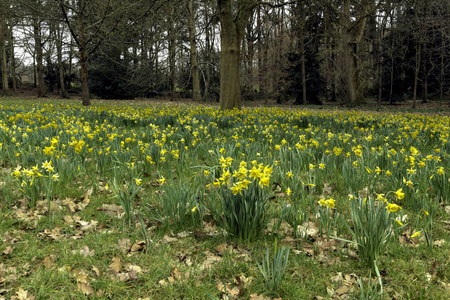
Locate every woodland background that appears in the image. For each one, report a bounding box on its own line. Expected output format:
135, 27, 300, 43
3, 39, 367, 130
0, 0, 449, 108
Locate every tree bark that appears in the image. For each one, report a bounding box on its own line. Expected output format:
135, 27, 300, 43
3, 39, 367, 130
0, 6, 8, 92
341, 0, 372, 105
9, 26, 16, 92
56, 23, 67, 98
218, 0, 255, 110
187, 0, 201, 102
33, 13, 45, 97
78, 2, 90, 106
168, 16, 176, 101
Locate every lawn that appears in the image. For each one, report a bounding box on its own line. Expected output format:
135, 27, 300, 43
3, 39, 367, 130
0, 99, 449, 299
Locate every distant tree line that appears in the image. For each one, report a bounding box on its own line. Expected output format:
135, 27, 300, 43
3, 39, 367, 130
0, 0, 449, 109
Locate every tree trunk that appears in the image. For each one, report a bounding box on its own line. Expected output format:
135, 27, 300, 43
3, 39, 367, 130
10, 26, 16, 92
342, 0, 357, 104
0, 9, 8, 92
413, 42, 421, 109
299, 10, 306, 104
257, 5, 265, 99
341, 0, 371, 105
168, 13, 176, 101
33, 14, 45, 97
80, 50, 90, 106
219, 26, 242, 110
77, 1, 90, 106
218, 0, 254, 110
187, 0, 201, 102
56, 23, 67, 98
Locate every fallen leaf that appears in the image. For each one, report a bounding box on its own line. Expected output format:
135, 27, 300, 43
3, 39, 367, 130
63, 215, 81, 224
249, 293, 270, 300
130, 240, 146, 253
77, 282, 94, 296
43, 255, 56, 269
62, 198, 77, 213
296, 221, 319, 239
162, 235, 178, 243
177, 231, 190, 238
92, 266, 101, 277
109, 257, 122, 274
216, 282, 240, 296
77, 220, 98, 231
433, 239, 445, 247
118, 238, 131, 253
214, 243, 231, 255
2, 246, 14, 256
334, 285, 349, 295
97, 204, 124, 217
13, 288, 35, 300
72, 246, 94, 257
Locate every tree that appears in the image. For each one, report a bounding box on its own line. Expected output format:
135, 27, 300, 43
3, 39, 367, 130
187, 0, 201, 101
58, 0, 136, 105
0, 0, 9, 91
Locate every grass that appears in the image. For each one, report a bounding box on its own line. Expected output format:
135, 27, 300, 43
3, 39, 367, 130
0, 97, 449, 299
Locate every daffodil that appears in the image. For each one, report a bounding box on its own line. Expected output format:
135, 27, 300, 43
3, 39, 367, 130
158, 176, 166, 185
411, 231, 422, 238
394, 188, 405, 200
325, 198, 335, 208
386, 203, 402, 213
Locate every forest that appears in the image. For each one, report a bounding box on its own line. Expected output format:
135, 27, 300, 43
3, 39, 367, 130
0, 0, 449, 109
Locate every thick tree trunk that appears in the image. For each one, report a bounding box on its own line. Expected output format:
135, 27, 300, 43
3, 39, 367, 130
341, 0, 371, 105
219, 28, 242, 110
342, 0, 357, 104
187, 0, 201, 102
77, 1, 90, 106
218, 0, 254, 110
80, 50, 90, 106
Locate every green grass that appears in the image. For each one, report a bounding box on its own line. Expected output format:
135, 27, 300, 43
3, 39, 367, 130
0, 98, 449, 299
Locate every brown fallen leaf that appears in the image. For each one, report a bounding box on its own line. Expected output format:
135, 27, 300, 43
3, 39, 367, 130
118, 238, 131, 253
76, 194, 91, 211
296, 221, 319, 239
97, 204, 124, 217
334, 285, 349, 295
162, 235, 178, 243
63, 215, 81, 224
109, 257, 122, 274
216, 282, 240, 296
43, 255, 56, 269
92, 266, 101, 277
214, 243, 232, 255
130, 240, 146, 253
77, 220, 98, 231
72, 246, 94, 257
2, 246, 14, 256
177, 231, 190, 238
249, 293, 270, 300
77, 282, 94, 296
62, 198, 77, 213
12, 288, 35, 300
